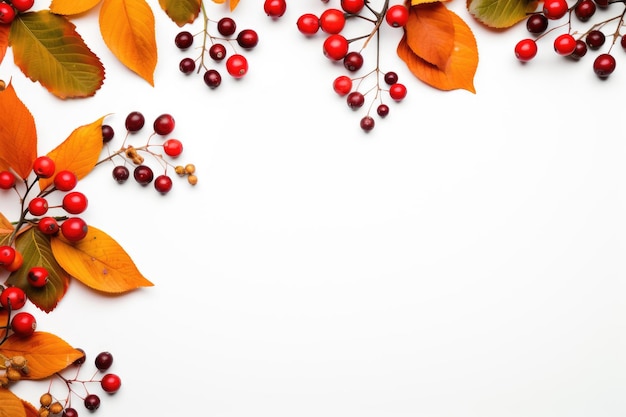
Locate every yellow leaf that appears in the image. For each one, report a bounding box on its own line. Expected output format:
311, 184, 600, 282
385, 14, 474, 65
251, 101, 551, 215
0, 212, 13, 233
0, 81, 38, 179
159, 0, 201, 26
49, 0, 102, 15
99, 0, 157, 85
229, 0, 240, 10
0, 389, 27, 417
38, 116, 106, 191
0, 332, 84, 380
50, 225, 154, 293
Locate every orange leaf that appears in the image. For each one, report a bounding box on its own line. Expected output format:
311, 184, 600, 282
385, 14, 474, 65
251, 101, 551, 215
21, 402, 39, 417
0, 332, 84, 379
99, 0, 157, 85
229, 0, 240, 10
159, 0, 202, 26
398, 6, 478, 93
38, 116, 105, 191
49, 0, 102, 15
0, 212, 14, 234
50, 225, 154, 293
0, 389, 27, 417
0, 23, 9, 64
405, 2, 455, 69
0, 81, 37, 179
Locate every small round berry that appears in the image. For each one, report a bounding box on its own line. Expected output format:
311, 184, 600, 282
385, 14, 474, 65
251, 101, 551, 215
53, 170, 78, 191
112, 165, 130, 183
154, 175, 173, 194
0, 2, 16, 24
185, 164, 196, 174
208, 43, 227, 61
40, 393, 53, 407
84, 394, 101, 411
37, 217, 60, 235
63, 408, 79, 417
4, 250, 23, 272
0, 245, 15, 266
61, 217, 88, 242
377, 104, 390, 117
163, 139, 183, 157
175, 31, 194, 49
236, 29, 259, 49
333, 75, 353, 96
101, 373, 122, 393
384, 71, 399, 85
179, 57, 196, 74
27, 266, 48, 288
95, 351, 114, 371
343, 51, 364, 72
204, 69, 222, 88
360, 116, 375, 131
217, 17, 237, 36
514, 38, 538, 62
346, 91, 365, 109
570, 40, 588, 59
593, 53, 616, 78
341, 0, 365, 14
73, 348, 86, 365
323, 34, 349, 61
11, 312, 36, 337
226, 54, 248, 78
133, 165, 154, 185
553, 33, 577, 56
125, 111, 145, 132
385, 4, 409, 27
62, 191, 88, 214
319, 8, 346, 34
0, 170, 15, 189
594, 0, 609, 8
296, 13, 319, 35
543, 0, 569, 19
101, 124, 114, 143
11, 0, 34, 12
0, 286, 27, 310
526, 14, 548, 34
585, 30, 605, 50
575, 0, 596, 21
28, 197, 48, 216
621, 34, 626, 49
264, 0, 287, 18
153, 113, 175, 135
389, 83, 407, 101
32, 156, 55, 178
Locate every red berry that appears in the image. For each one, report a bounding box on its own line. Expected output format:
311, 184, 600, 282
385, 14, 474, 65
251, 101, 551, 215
11, 312, 36, 337
5, 251, 23, 272
163, 139, 183, 157
236, 29, 259, 49
63, 408, 79, 417
27, 266, 49, 287
377, 104, 389, 118
570, 39, 588, 59
385, 4, 409, 27
323, 34, 349, 61
553, 33, 577, 55
217, 17, 237, 36
112, 165, 130, 183
264, 0, 286, 18
53, 170, 78, 191
153, 114, 175, 135
154, 175, 173, 194
574, 0, 596, 21
32, 156, 55, 178
84, 394, 101, 411
319, 8, 345, 34
346, 91, 365, 109
125, 111, 145, 132
11, 0, 34, 12
208, 43, 227, 61
389, 83, 407, 101
62, 191, 88, 214
175, 31, 194, 49
333, 75, 353, 96
133, 165, 154, 185
526, 14, 548, 33
0, 2, 16, 24
360, 116, 375, 132
37, 217, 60, 235
28, 197, 49, 216
0, 286, 27, 310
594, 0, 609, 8
0, 170, 16, 189
226, 54, 248, 78
384, 71, 399, 85
593, 53, 616, 78
61, 217, 88, 242
543, 0, 569, 19
102, 124, 115, 143
514, 38, 538, 62
101, 373, 122, 393
343, 51, 364, 71
179, 57, 196, 74
297, 13, 319, 35
341, 0, 365, 14
585, 30, 605, 49
204, 69, 222, 88
0, 245, 16, 266
95, 351, 114, 370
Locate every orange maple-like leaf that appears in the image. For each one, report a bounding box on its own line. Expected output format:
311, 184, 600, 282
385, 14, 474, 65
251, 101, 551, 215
49, 0, 102, 15
38, 116, 105, 191
0, 332, 84, 380
99, 0, 157, 85
0, 389, 27, 417
0, 81, 37, 180
50, 225, 154, 293
398, 4, 478, 93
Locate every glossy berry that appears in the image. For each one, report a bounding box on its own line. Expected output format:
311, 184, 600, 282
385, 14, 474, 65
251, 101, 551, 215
208, 43, 227, 61
389, 83, 407, 101
133, 165, 154, 185
543, 0, 569, 19
0, 2, 16, 24
0, 170, 16, 189
5, 250, 23, 272
384, 71, 399, 85
297, 13, 320, 35
84, 394, 101, 411
204, 69, 222, 88
526, 14, 548, 34
0, 286, 27, 310
154, 175, 173, 194
575, 0, 596, 21
179, 57, 196, 74
125, 111, 145, 132
236, 29, 259, 49
594, 53, 616, 78
622, 34, 626, 49
341, 0, 365, 14
112, 165, 130, 183
346, 91, 365, 109
385, 4, 409, 27
343, 51, 364, 72
572, 40, 589, 60
594, 0, 609, 8
264, 0, 287, 18
333, 75, 353, 96
73, 348, 86, 365
61, 217, 88, 242
226, 54, 248, 78
53, 170, 78, 191
153, 114, 175, 135
62, 191, 88, 214
11, 0, 34, 12
32, 156, 55, 178
11, 312, 36, 337
0, 245, 16, 266
319, 8, 346, 34
27, 266, 49, 288
62, 408, 79, 417
217, 17, 237, 36
323, 34, 349, 61
360, 116, 375, 131
95, 351, 114, 371
28, 197, 49, 216
553, 33, 577, 55
102, 124, 114, 143
514, 38, 538, 62
37, 217, 60, 235
101, 373, 122, 393
585, 30, 605, 49
163, 139, 183, 157
175, 31, 194, 49
377, 104, 389, 118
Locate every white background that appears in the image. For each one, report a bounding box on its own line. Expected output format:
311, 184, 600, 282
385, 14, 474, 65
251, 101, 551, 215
4, 0, 626, 416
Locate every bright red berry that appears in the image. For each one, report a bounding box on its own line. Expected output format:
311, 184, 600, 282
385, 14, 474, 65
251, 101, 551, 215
226, 54, 248, 78
27, 266, 49, 287
297, 13, 319, 35
333, 75, 353, 96
32, 156, 55, 178
341, 0, 365, 14
101, 373, 122, 393
53, 170, 78, 191
389, 83, 407, 101
553, 33, 577, 55
11, 312, 36, 337
0, 2, 16, 24
264, 0, 287, 18
323, 34, 349, 61
62, 191, 88, 214
543, 0, 569, 19
385, 4, 409, 27
61, 217, 88, 242
0, 286, 27, 310
0, 170, 15, 189
163, 139, 183, 157
154, 175, 173, 194
28, 197, 49, 216
514, 38, 538, 62
37, 217, 60, 235
153, 114, 175, 135
0, 245, 16, 266
319, 8, 345, 34
11, 0, 34, 12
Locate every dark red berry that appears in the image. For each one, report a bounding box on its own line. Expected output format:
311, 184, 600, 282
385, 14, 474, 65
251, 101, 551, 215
175, 31, 194, 49
179, 57, 196, 74
384, 71, 398, 85
95, 351, 113, 371
84, 394, 101, 410
208, 43, 227, 61
593, 53, 616, 78
526, 14, 548, 33
125, 111, 145, 132
112, 166, 130, 183
204, 69, 222, 88
102, 124, 114, 143
133, 165, 154, 185
360, 116, 375, 131
63, 408, 79, 417
153, 114, 175, 135
343, 51, 364, 72
217, 17, 237, 36
346, 91, 365, 109
154, 175, 173, 194
575, 0, 596, 21
236, 29, 259, 49
377, 104, 389, 118
73, 348, 86, 365
585, 30, 605, 49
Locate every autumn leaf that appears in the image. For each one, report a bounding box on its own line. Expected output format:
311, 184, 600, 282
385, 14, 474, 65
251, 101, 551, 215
20, 402, 39, 417
0, 332, 84, 379
398, 4, 478, 92
0, 389, 27, 417
6, 227, 70, 313
50, 225, 154, 293
211, 0, 239, 10
0, 81, 37, 180
0, 23, 9, 64
159, 0, 202, 26
9, 11, 105, 99
405, 2, 456, 69
99, 0, 157, 86
467, 0, 538, 28
38, 117, 106, 191
49, 0, 102, 15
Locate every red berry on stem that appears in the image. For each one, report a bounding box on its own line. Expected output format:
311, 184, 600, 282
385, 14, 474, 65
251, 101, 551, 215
61, 217, 88, 242
11, 0, 34, 12
319, 8, 346, 34
526, 14, 548, 33
133, 165, 154, 185
28, 197, 49, 216
27, 266, 49, 287
11, 312, 36, 337
208, 43, 227, 61
95, 351, 114, 370
0, 170, 15, 189
236, 29, 259, 49
543, 0, 569, 19
179, 57, 196, 74
554, 33, 577, 55
346, 91, 365, 109
84, 394, 101, 411
37, 217, 59, 235
0, 3, 16, 24
62, 191, 88, 214
125, 111, 145, 132
226, 54, 248, 78
0, 245, 15, 266
154, 175, 173, 194
389, 83, 407, 101
0, 286, 27, 310
53, 170, 78, 191
112, 165, 130, 183
360, 116, 375, 131
333, 75, 353, 96
594, 53, 616, 78
175, 31, 194, 49
204, 69, 222, 88
217, 17, 237, 36
101, 373, 122, 393
343, 51, 364, 72
377, 104, 390, 118
264, 0, 287, 18
153, 114, 175, 135
297, 13, 319, 35
163, 139, 183, 157
33, 156, 55, 178
514, 38, 538, 62
323, 34, 349, 61
385, 4, 409, 27
575, 0, 596, 21
341, 0, 365, 14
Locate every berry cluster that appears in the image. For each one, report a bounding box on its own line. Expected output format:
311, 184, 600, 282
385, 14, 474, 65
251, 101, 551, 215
99, 111, 198, 193
0, 0, 34, 25
296, 0, 410, 132
175, 6, 259, 88
514, 0, 623, 78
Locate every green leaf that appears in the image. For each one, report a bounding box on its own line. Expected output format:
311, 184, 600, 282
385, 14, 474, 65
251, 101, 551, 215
6, 227, 70, 313
159, 0, 202, 26
9, 10, 105, 99
467, 0, 539, 29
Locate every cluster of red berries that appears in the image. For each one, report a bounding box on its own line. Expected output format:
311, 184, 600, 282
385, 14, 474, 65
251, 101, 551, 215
175, 14, 259, 88
296, 0, 410, 131
514, 0, 622, 78
0, 0, 35, 24
36, 350, 122, 416
0, 283, 37, 340
102, 111, 197, 193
